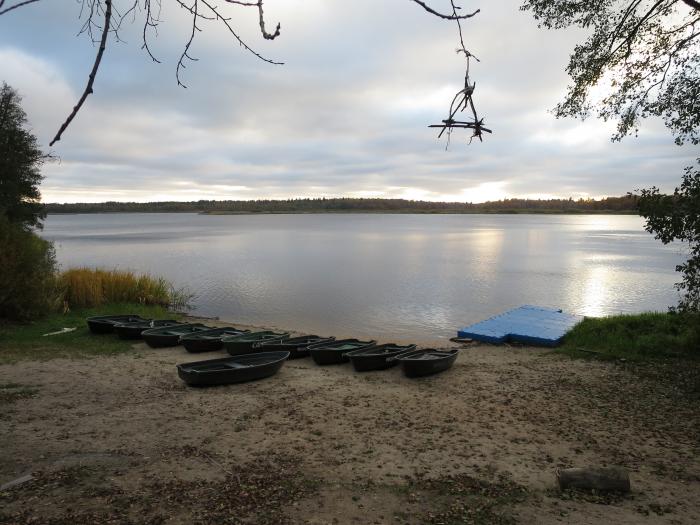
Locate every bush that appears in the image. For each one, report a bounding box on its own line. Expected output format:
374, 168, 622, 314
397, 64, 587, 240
0, 218, 60, 320
59, 268, 191, 310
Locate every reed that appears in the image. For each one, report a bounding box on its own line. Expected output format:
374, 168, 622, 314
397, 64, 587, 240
59, 268, 191, 310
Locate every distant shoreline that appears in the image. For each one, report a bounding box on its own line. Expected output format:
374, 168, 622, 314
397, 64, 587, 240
45, 209, 638, 216
43, 196, 639, 215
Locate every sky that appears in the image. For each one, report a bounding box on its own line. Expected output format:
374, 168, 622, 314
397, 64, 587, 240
1, 0, 697, 203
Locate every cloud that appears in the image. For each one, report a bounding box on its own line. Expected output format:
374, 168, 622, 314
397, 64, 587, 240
0, 0, 698, 203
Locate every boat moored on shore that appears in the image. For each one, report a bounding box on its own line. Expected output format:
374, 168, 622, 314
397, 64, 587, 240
177, 351, 290, 386
390, 348, 459, 377
307, 339, 377, 365
222, 331, 290, 356
346, 343, 417, 371
258, 335, 335, 359
142, 323, 212, 348
180, 327, 250, 353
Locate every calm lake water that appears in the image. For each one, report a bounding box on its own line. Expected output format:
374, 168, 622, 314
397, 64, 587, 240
42, 213, 684, 343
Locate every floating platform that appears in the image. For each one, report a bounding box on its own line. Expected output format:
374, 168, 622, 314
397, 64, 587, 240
457, 305, 584, 347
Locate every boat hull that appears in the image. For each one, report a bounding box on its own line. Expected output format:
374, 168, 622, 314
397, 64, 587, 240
307, 339, 376, 365
397, 349, 459, 378
114, 320, 180, 340
180, 328, 249, 353
346, 344, 417, 372
223, 331, 289, 356
87, 315, 147, 334
142, 324, 211, 348
258, 336, 335, 359
177, 351, 290, 386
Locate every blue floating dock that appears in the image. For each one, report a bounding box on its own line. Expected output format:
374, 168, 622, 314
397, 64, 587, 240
457, 305, 583, 347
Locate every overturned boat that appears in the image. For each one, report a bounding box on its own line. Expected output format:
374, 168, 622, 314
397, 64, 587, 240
390, 348, 459, 378
87, 315, 148, 334
177, 351, 290, 386
222, 331, 290, 356
180, 327, 250, 353
258, 335, 335, 359
114, 319, 180, 340
346, 343, 417, 372
142, 323, 212, 348
307, 339, 376, 365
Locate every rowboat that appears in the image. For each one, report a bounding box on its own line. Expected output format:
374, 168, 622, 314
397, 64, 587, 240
142, 323, 212, 348
113, 319, 180, 340
177, 351, 290, 386
222, 331, 290, 356
345, 343, 417, 372
180, 327, 250, 353
258, 335, 335, 359
87, 315, 147, 334
390, 348, 459, 377
307, 339, 376, 365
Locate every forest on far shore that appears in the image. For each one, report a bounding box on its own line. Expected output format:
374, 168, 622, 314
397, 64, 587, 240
44, 196, 639, 215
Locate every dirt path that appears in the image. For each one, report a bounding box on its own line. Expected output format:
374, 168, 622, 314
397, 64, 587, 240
1, 336, 698, 524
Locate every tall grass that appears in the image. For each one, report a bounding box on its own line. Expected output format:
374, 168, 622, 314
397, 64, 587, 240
59, 268, 192, 311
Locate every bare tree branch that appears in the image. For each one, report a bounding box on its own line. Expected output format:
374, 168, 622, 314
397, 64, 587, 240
409, 0, 479, 20
0, 0, 42, 16
49, 0, 112, 146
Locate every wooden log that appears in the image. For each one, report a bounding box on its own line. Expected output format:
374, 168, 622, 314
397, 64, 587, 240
556, 467, 631, 493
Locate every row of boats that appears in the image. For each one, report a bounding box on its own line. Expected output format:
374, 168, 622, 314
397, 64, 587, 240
86, 315, 459, 386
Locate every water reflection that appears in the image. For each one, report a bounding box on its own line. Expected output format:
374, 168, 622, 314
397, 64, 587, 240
42, 213, 684, 342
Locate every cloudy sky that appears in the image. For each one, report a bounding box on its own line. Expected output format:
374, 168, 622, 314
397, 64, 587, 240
1, 0, 697, 203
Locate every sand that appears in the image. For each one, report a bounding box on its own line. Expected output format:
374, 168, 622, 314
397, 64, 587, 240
1, 329, 698, 524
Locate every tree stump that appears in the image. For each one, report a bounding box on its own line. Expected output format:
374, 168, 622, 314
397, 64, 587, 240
556, 467, 631, 493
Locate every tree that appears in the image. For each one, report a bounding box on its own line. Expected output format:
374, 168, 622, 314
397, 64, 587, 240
521, 0, 700, 145
0, 0, 486, 146
0, 83, 57, 320
0, 82, 47, 230
637, 160, 700, 312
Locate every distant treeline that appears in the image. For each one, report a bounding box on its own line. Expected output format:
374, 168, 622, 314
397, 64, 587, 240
44, 196, 639, 215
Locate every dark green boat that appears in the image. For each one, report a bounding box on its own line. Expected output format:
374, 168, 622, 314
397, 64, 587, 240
177, 351, 290, 387
180, 327, 250, 353
258, 335, 335, 359
87, 315, 147, 334
222, 331, 290, 356
346, 343, 417, 372
390, 348, 459, 378
114, 319, 180, 340
142, 323, 212, 348
307, 339, 377, 365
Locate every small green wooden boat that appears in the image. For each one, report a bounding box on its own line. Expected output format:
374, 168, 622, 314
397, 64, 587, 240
114, 319, 180, 340
258, 335, 335, 359
346, 343, 417, 371
307, 339, 377, 365
142, 323, 212, 348
87, 315, 147, 334
222, 331, 290, 356
389, 348, 459, 378
180, 327, 250, 353
177, 351, 290, 387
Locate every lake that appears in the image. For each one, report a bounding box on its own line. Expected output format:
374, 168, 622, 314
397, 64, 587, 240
41, 213, 684, 344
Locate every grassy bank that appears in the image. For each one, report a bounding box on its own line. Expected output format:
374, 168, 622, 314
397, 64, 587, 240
560, 312, 699, 361
0, 304, 177, 364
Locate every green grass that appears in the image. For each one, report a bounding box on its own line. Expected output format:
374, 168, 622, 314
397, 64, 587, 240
559, 312, 700, 361
0, 304, 179, 364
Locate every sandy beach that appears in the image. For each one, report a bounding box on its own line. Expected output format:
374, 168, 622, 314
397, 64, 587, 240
1, 326, 699, 524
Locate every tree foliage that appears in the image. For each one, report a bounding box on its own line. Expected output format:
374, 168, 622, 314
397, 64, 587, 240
0, 82, 46, 230
637, 159, 700, 312
521, 0, 700, 145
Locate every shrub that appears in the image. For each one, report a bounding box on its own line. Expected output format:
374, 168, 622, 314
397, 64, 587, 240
0, 218, 60, 320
